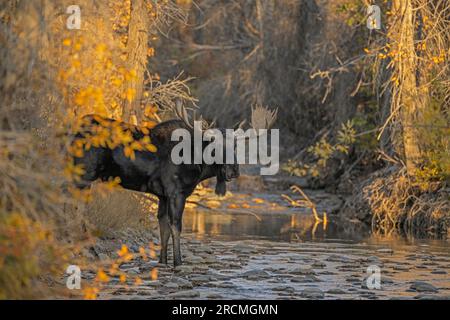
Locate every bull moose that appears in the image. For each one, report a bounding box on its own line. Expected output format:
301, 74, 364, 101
71, 104, 276, 266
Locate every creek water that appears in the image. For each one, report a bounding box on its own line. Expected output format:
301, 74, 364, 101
99, 190, 450, 300
178, 195, 450, 299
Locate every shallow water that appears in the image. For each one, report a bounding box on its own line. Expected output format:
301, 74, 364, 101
99, 191, 450, 300
179, 202, 450, 299
183, 206, 450, 248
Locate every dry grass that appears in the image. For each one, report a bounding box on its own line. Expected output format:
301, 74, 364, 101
84, 185, 157, 236
344, 167, 450, 237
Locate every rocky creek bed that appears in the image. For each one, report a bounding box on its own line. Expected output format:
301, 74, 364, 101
80, 189, 450, 300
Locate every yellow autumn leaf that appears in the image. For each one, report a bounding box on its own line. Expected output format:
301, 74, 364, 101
151, 268, 158, 280
96, 269, 110, 283
83, 287, 99, 300
124, 146, 135, 160
117, 244, 128, 257
145, 144, 157, 153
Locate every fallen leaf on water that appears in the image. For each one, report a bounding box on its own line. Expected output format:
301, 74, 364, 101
206, 200, 221, 209
252, 198, 265, 204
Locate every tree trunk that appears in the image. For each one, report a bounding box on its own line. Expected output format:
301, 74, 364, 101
122, 0, 150, 123
392, 0, 425, 175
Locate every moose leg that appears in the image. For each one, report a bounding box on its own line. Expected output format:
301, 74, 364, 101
168, 195, 186, 267
157, 197, 170, 265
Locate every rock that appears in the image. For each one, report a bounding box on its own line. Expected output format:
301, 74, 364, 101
431, 270, 447, 274
187, 256, 205, 264
272, 286, 294, 292
346, 276, 361, 283
312, 262, 326, 268
393, 265, 410, 271
365, 256, 382, 264
232, 243, 257, 252
300, 288, 324, 299
291, 275, 321, 283
174, 265, 194, 274
291, 266, 315, 275
190, 275, 212, 284
376, 248, 394, 254
205, 293, 223, 299
146, 280, 162, 287
164, 282, 179, 290
242, 269, 271, 280
135, 289, 157, 296
167, 290, 200, 299
326, 254, 352, 263
204, 257, 218, 264
326, 288, 347, 295
171, 277, 194, 289
121, 267, 140, 275
214, 282, 235, 288
410, 281, 438, 293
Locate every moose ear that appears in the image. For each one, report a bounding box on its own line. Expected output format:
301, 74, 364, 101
215, 179, 226, 196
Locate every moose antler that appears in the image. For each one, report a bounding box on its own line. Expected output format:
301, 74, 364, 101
174, 100, 193, 129
234, 104, 278, 140
250, 104, 278, 131
174, 100, 214, 131
173, 100, 277, 134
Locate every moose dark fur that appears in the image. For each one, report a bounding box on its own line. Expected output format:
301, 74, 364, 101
72, 115, 240, 266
